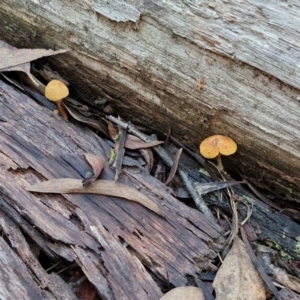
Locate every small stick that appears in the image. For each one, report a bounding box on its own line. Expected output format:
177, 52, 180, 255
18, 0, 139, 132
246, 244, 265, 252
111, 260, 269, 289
113, 127, 127, 181
105, 115, 215, 221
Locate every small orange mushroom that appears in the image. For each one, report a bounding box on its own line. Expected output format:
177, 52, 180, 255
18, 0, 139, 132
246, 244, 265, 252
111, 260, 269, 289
199, 135, 237, 171
45, 79, 69, 121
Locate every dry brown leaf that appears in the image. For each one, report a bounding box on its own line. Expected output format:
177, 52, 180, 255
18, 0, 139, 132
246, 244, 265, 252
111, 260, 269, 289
82, 154, 106, 186
139, 148, 154, 173
26, 178, 163, 216
0, 45, 68, 70
271, 264, 300, 293
213, 237, 266, 300
65, 106, 109, 137
125, 134, 164, 149
77, 280, 97, 300
0, 40, 67, 88
107, 121, 118, 140
165, 148, 182, 186
240, 227, 279, 298
125, 134, 140, 141
160, 286, 204, 300
0, 40, 40, 85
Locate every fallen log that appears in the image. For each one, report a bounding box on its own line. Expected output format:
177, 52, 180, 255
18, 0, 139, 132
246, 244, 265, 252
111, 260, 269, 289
0, 80, 224, 299
0, 0, 300, 203
1, 77, 300, 298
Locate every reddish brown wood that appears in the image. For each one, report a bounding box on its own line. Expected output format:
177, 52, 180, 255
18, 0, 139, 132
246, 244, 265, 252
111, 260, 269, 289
0, 80, 223, 299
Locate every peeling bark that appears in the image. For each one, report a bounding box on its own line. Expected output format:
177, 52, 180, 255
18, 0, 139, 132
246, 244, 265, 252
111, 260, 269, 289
0, 80, 223, 299
1, 1, 300, 202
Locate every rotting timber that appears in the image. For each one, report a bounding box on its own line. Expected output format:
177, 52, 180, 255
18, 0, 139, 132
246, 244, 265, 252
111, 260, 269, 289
0, 80, 224, 299
1, 0, 300, 203
1, 78, 300, 299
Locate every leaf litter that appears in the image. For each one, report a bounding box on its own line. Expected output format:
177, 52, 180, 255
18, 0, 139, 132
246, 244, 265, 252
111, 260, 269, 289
159, 286, 204, 300
107, 121, 157, 173
65, 106, 109, 137
82, 154, 106, 186
0, 41, 68, 70
26, 178, 163, 216
125, 134, 164, 150
107, 120, 118, 140
0, 40, 39, 86
3, 38, 296, 298
213, 237, 266, 300
164, 147, 182, 186
139, 148, 154, 173
0, 39, 68, 99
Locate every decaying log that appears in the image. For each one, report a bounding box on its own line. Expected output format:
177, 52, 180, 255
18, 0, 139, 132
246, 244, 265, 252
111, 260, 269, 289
0, 212, 77, 300
0, 0, 300, 202
153, 143, 300, 260
0, 80, 224, 299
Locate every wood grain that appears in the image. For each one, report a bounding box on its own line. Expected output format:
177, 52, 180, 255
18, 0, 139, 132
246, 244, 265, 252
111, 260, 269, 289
0, 80, 223, 299
0, 0, 300, 201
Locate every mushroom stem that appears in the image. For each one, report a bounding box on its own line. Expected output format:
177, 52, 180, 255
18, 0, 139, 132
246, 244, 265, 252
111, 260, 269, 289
56, 100, 68, 121
216, 153, 224, 171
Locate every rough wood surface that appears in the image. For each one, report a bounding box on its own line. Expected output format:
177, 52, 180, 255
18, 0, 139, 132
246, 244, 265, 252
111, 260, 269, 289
0, 212, 77, 300
0, 1, 300, 201
164, 144, 300, 260
0, 80, 224, 299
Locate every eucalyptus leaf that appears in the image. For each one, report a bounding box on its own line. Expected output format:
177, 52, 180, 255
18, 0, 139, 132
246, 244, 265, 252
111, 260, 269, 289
194, 181, 242, 195
26, 178, 163, 216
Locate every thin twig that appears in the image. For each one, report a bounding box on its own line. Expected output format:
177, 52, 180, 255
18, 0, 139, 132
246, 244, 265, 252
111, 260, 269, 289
45, 260, 63, 273
56, 262, 78, 275
105, 115, 215, 221
113, 127, 126, 181
240, 199, 253, 226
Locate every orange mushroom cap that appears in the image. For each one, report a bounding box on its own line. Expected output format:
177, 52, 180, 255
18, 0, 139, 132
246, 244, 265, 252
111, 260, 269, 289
45, 79, 69, 102
200, 135, 237, 159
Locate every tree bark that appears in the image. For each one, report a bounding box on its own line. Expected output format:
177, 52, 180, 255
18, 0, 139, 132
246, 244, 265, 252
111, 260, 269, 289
1, 79, 300, 300
0, 0, 300, 202
0, 80, 224, 299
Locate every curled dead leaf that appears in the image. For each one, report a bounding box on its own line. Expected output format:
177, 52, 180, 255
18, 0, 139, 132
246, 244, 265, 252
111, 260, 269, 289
139, 148, 154, 173
125, 134, 164, 149
0, 40, 65, 88
65, 106, 109, 137
165, 148, 182, 186
107, 121, 118, 140
82, 154, 106, 186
